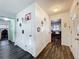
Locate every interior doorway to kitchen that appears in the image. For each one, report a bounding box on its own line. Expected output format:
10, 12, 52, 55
51, 19, 61, 45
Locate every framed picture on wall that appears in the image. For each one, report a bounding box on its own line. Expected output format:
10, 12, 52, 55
19, 23, 22, 27
37, 27, 41, 32
41, 21, 44, 26
22, 30, 24, 34
64, 23, 67, 28
44, 18, 46, 21
25, 13, 31, 21
17, 18, 19, 22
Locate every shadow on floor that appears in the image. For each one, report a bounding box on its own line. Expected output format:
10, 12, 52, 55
0, 40, 34, 59
36, 43, 74, 59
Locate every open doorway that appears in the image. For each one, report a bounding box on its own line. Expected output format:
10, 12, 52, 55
51, 19, 61, 45
1, 29, 8, 40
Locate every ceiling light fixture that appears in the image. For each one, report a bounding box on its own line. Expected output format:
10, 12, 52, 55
49, 5, 62, 13
53, 8, 59, 12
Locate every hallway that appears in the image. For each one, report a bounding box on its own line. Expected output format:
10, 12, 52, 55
0, 40, 34, 59
36, 43, 74, 59
0, 0, 79, 59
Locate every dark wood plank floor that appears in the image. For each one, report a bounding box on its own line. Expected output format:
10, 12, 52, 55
0, 40, 34, 59
36, 43, 74, 59
0, 40, 74, 59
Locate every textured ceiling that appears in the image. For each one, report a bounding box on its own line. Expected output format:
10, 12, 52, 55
0, 0, 74, 18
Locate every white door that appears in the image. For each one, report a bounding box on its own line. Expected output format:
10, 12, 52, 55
75, 23, 79, 59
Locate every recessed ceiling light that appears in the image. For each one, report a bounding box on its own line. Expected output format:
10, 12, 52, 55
53, 8, 59, 12
49, 5, 62, 13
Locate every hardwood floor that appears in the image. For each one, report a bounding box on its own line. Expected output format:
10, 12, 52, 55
0, 40, 74, 59
36, 43, 74, 59
0, 40, 34, 59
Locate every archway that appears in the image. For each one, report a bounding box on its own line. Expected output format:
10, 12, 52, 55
1, 29, 8, 40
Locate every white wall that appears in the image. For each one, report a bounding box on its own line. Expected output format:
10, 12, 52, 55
15, 3, 51, 57
15, 3, 36, 56
8, 19, 15, 42
69, 0, 79, 59
34, 4, 51, 56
